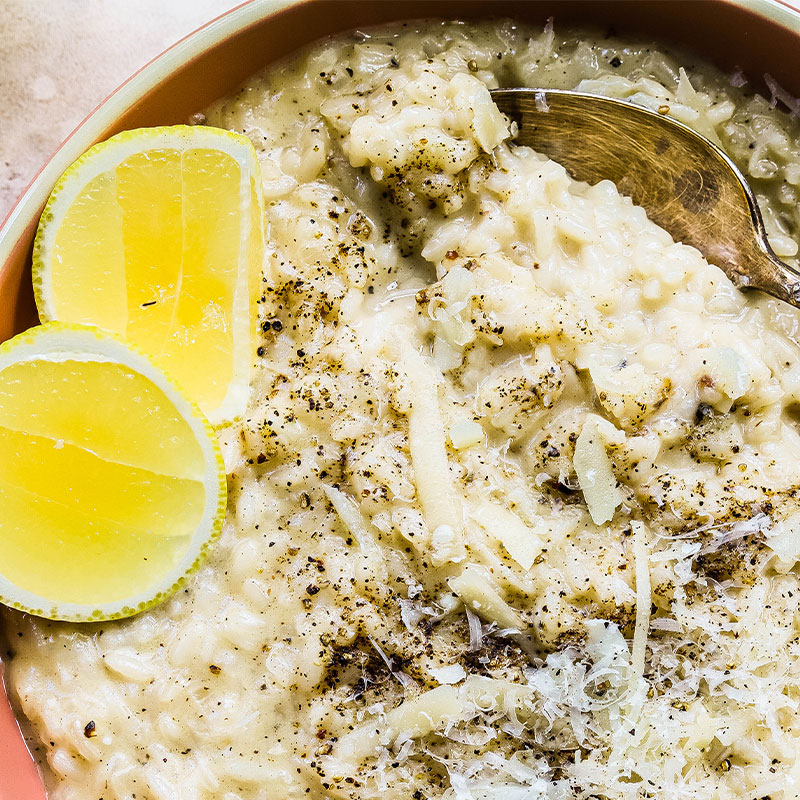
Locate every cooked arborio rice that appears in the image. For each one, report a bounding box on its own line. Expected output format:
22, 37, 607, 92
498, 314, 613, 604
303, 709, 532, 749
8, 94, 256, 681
8, 18, 800, 800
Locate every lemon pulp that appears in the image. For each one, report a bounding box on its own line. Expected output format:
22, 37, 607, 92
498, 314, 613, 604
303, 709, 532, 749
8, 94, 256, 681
0, 323, 225, 620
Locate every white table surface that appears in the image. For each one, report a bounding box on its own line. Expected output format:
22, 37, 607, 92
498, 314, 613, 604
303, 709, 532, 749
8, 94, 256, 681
0, 0, 242, 221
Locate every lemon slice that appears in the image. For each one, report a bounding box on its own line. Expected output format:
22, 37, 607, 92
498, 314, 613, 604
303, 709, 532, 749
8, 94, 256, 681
32, 125, 264, 425
0, 322, 225, 621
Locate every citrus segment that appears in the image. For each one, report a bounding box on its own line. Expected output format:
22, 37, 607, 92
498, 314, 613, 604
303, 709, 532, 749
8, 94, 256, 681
47, 171, 127, 333
0, 484, 191, 608
0, 323, 225, 620
117, 148, 183, 351
0, 358, 206, 479
0, 427, 206, 534
32, 126, 264, 425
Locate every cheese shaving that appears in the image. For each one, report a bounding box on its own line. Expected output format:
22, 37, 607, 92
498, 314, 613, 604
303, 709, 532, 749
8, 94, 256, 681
336, 676, 534, 764
449, 565, 526, 631
630, 520, 651, 683
323, 484, 388, 583
472, 500, 543, 570
573, 416, 624, 525
401, 345, 464, 545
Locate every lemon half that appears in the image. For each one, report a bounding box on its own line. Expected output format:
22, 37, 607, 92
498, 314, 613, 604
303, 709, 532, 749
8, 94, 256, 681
0, 323, 226, 621
32, 125, 264, 425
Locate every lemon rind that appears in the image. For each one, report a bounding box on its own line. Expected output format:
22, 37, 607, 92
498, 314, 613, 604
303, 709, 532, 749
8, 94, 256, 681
0, 321, 227, 623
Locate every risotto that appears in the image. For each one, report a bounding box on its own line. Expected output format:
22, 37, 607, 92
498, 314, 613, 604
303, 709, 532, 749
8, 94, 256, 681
7, 18, 800, 800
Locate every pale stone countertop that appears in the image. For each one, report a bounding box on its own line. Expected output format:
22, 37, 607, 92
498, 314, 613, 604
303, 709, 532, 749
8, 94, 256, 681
0, 0, 243, 221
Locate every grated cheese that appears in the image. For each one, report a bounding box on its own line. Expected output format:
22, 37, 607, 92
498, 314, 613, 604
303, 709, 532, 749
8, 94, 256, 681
401, 345, 465, 555
471, 500, 544, 571
449, 565, 526, 631
323, 484, 389, 584
573, 416, 624, 526
336, 675, 535, 764
449, 419, 485, 450
630, 520, 651, 683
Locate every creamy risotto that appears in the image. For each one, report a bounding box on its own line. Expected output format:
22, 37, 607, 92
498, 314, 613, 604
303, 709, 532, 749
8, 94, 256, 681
8, 18, 800, 800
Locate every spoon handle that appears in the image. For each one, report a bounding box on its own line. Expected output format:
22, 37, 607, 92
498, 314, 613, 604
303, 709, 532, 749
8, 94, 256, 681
738, 228, 800, 306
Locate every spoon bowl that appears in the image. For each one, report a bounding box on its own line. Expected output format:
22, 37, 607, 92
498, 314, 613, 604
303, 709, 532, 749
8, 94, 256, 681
492, 88, 800, 308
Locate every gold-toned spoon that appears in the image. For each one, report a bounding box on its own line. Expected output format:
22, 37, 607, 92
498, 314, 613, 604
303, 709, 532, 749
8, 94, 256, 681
491, 88, 800, 308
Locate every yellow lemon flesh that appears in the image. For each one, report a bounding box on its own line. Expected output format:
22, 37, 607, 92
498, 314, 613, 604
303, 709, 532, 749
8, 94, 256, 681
32, 126, 264, 425
0, 323, 225, 621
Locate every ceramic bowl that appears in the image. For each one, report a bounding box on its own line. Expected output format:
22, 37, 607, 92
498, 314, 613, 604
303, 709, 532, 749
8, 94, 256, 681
3, 1, 800, 797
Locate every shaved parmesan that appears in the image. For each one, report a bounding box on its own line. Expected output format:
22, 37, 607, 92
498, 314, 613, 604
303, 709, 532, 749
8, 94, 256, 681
323, 484, 388, 583
433, 334, 463, 372
472, 501, 544, 570
431, 664, 467, 685
449, 419, 485, 450
336, 675, 533, 763
683, 699, 717, 751
705, 346, 750, 400
630, 520, 651, 683
573, 416, 624, 525
766, 512, 800, 570
401, 345, 465, 555
466, 606, 483, 651
449, 565, 526, 631
341, 684, 463, 762
431, 524, 466, 566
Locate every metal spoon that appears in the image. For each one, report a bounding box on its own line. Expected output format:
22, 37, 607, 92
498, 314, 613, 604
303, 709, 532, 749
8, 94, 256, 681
491, 88, 800, 308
